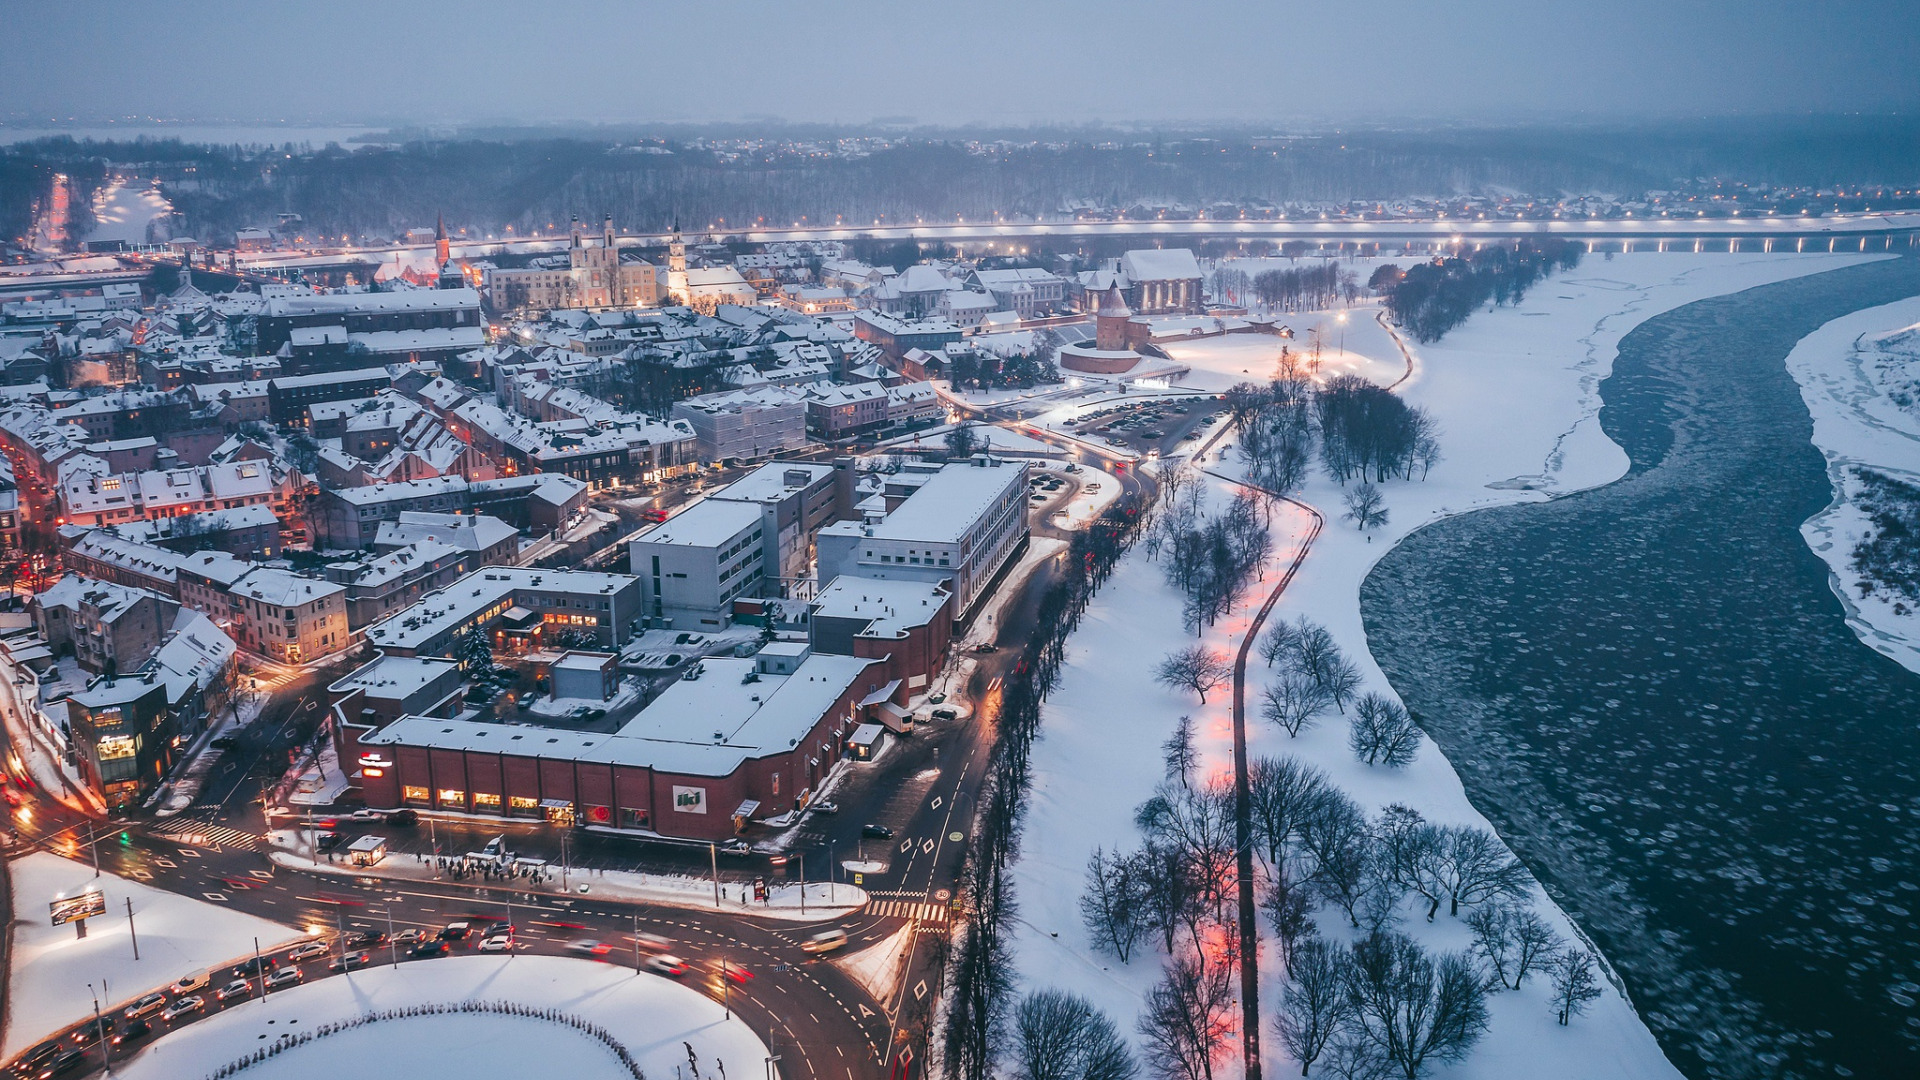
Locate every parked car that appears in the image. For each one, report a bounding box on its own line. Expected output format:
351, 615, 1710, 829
386, 808, 419, 827
215, 979, 252, 1002
931, 707, 958, 722
801, 929, 848, 955
209, 736, 236, 750
123, 994, 167, 1020
808, 800, 838, 815
169, 972, 209, 995
348, 808, 381, 821
718, 839, 750, 856
862, 824, 894, 839
111, 1019, 152, 1047
159, 996, 204, 1022
286, 940, 330, 963
645, 955, 689, 977
314, 831, 343, 852
407, 941, 450, 961
263, 968, 304, 991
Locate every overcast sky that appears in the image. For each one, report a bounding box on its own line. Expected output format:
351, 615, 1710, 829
6, 0, 1917, 129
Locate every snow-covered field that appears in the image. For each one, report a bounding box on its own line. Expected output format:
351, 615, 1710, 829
3, 853, 303, 1058
1006, 253, 1880, 1078
1158, 320, 1404, 393
113, 955, 768, 1080
1783, 297, 1920, 674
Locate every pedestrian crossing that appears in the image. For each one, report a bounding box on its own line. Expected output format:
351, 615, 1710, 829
154, 823, 260, 851
865, 899, 949, 923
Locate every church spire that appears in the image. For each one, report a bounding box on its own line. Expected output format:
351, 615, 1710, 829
434, 212, 450, 267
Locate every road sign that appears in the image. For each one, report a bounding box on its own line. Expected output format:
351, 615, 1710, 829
855, 873, 864, 885
49, 890, 105, 926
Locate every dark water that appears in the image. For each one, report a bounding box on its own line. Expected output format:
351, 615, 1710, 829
1361, 257, 1920, 1078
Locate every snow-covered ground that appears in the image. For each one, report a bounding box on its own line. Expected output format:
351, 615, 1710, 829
1006, 253, 1881, 1078
1159, 322, 1404, 393
84, 180, 172, 247
1783, 297, 1920, 674
114, 955, 768, 1080
3, 853, 304, 1059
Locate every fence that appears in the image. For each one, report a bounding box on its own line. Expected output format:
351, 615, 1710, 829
201, 999, 647, 1080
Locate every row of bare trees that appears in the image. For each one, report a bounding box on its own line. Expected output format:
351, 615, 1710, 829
1146, 480, 1275, 633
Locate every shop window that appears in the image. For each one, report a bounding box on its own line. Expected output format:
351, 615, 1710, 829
403, 786, 430, 806
620, 807, 648, 830
585, 805, 612, 825
472, 792, 502, 811
436, 788, 465, 808
508, 795, 539, 817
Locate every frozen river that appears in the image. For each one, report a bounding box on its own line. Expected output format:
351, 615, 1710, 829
1362, 256, 1920, 1078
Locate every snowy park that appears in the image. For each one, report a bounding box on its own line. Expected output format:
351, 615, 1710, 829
113, 955, 769, 1080
1003, 252, 1882, 1078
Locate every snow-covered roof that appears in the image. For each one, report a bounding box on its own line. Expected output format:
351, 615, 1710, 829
1119, 248, 1202, 282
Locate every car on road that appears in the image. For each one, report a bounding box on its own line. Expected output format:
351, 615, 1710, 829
263, 968, 304, 991
720, 964, 755, 985
169, 972, 210, 995
15, 1040, 60, 1074
931, 707, 958, 722
477, 934, 513, 953
35, 1048, 84, 1078
345, 930, 385, 948
232, 956, 276, 978
567, 939, 613, 957
215, 979, 251, 1002
111, 1019, 151, 1047
391, 928, 427, 946
808, 800, 838, 815
286, 940, 330, 963
634, 932, 673, 954
718, 839, 750, 856
209, 736, 236, 750
314, 831, 343, 852
348, 808, 381, 821
801, 930, 848, 955
327, 951, 372, 972
159, 996, 204, 1022
68, 1017, 114, 1046
968, 642, 996, 654
862, 824, 894, 839
123, 994, 167, 1020
407, 941, 450, 961
386, 808, 419, 827
645, 955, 689, 977
438, 921, 474, 942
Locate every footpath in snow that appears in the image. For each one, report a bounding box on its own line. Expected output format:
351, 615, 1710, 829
1005, 253, 1879, 1079
1782, 295, 1920, 674
114, 954, 768, 1080
265, 830, 867, 922
3, 852, 303, 1059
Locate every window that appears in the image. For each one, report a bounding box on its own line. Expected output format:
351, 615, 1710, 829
437, 789, 466, 808
472, 792, 502, 810
508, 795, 539, 817
403, 785, 430, 806
771, 772, 781, 797
97, 734, 136, 760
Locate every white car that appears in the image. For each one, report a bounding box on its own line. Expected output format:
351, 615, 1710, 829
169, 972, 209, 995
286, 940, 330, 963
477, 934, 513, 953
160, 996, 204, 1022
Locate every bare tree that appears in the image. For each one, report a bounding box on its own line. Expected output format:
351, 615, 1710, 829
1300, 789, 1385, 926
1343, 931, 1490, 1080
1349, 693, 1420, 768
1014, 989, 1138, 1080
1343, 482, 1389, 532
1547, 948, 1602, 1026
1259, 618, 1302, 668
1509, 908, 1562, 987
1412, 824, 1530, 918
1263, 870, 1315, 968
1317, 655, 1364, 715
1081, 847, 1147, 964
1276, 937, 1352, 1076
1136, 779, 1239, 931
1163, 714, 1200, 789
1465, 902, 1519, 990
1155, 646, 1232, 704
1263, 672, 1333, 738
1137, 953, 1236, 1080
1247, 754, 1333, 874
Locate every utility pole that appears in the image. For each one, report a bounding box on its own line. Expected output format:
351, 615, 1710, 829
253, 936, 265, 998
721, 958, 730, 1019
709, 842, 720, 908
561, 831, 570, 892
387, 907, 397, 969
88, 983, 110, 1077
125, 897, 138, 960
797, 854, 805, 913
307, 807, 316, 865
828, 843, 834, 905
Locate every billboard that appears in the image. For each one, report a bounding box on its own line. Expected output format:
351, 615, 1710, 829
50, 890, 106, 926
671, 785, 707, 815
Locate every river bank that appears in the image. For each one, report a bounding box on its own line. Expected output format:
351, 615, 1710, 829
1362, 255, 1920, 1077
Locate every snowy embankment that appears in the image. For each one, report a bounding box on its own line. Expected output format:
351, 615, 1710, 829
1006, 253, 1879, 1078
1782, 297, 1920, 674
3, 853, 303, 1059
113, 955, 767, 1080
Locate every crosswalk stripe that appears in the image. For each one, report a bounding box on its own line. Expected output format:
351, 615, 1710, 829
864, 899, 950, 923
157, 824, 259, 850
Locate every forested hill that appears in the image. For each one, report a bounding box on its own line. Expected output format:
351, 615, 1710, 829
4, 116, 1917, 247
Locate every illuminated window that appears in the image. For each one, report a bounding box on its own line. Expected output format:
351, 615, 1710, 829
97, 734, 136, 760
472, 792, 502, 810
437, 789, 466, 808
402, 786, 430, 805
